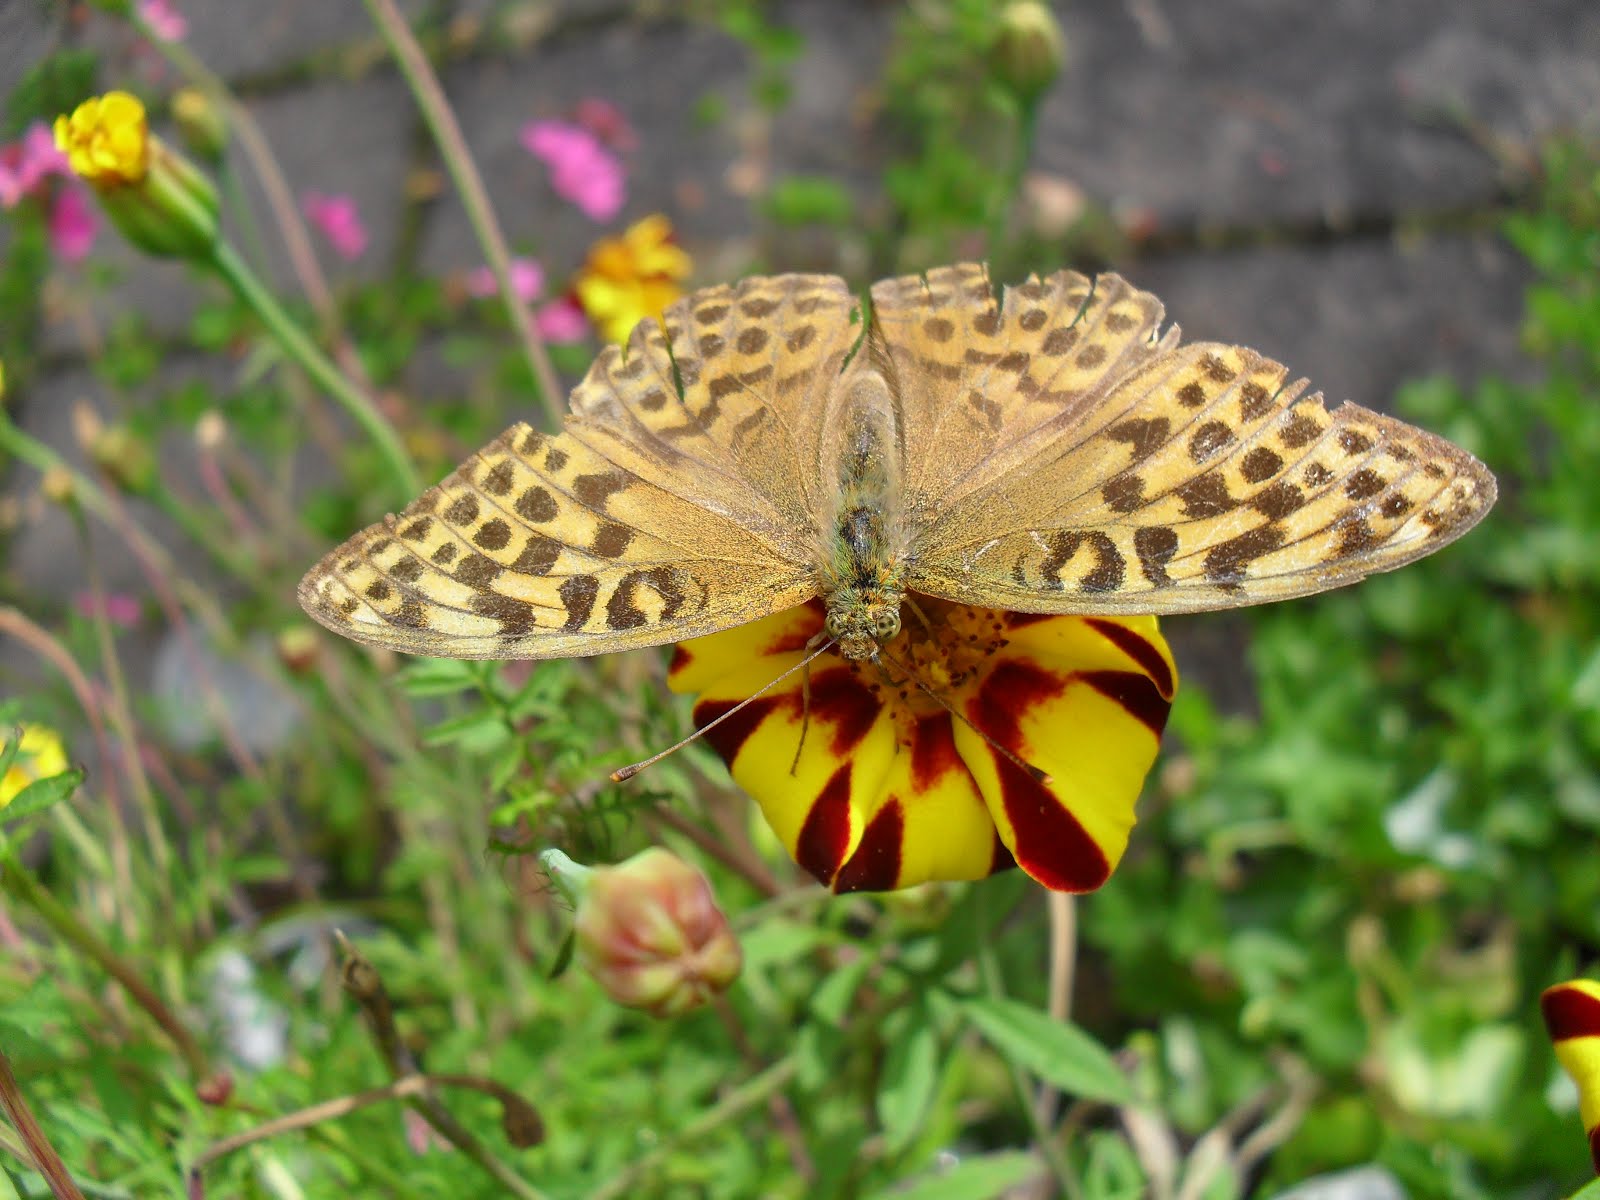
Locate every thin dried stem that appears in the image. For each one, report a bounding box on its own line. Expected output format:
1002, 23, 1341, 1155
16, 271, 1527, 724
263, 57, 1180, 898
0, 1047, 88, 1200
1033, 891, 1077, 1127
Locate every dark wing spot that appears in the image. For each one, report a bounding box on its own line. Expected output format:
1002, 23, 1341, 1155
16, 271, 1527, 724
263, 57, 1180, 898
573, 472, 629, 510
740, 297, 778, 318
923, 317, 954, 342
1102, 474, 1144, 513
1380, 493, 1412, 518
736, 327, 769, 354
479, 461, 515, 496
1105, 417, 1171, 463
1239, 381, 1273, 420
431, 543, 458, 565
512, 535, 560, 575
786, 325, 817, 353
455, 553, 502, 588
471, 592, 534, 636
1200, 352, 1233, 382
1345, 468, 1386, 500
390, 557, 424, 584
1252, 480, 1305, 519
1304, 462, 1333, 486
515, 486, 558, 523
399, 517, 432, 540
1239, 446, 1284, 483
996, 351, 1030, 373
1176, 475, 1237, 518
1177, 381, 1207, 408
474, 518, 511, 551
1075, 344, 1108, 369
1134, 526, 1178, 587
1280, 413, 1323, 448
1188, 420, 1234, 464
699, 334, 725, 359
544, 447, 568, 473
695, 303, 729, 325
558, 576, 599, 629
1339, 429, 1373, 455
1019, 309, 1048, 332
1204, 525, 1285, 583
1041, 327, 1077, 355
591, 522, 635, 558
365, 580, 391, 601
444, 494, 479, 525
1104, 311, 1137, 333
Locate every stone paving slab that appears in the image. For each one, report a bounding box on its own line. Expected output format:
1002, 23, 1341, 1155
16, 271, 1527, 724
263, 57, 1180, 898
1037, 0, 1600, 227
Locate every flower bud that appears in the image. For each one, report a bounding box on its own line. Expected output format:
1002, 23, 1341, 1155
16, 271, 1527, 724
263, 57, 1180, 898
89, 425, 156, 495
1542, 978, 1600, 1172
991, 2, 1066, 104
39, 466, 78, 509
276, 625, 321, 676
172, 87, 229, 164
543, 847, 742, 1018
55, 92, 219, 261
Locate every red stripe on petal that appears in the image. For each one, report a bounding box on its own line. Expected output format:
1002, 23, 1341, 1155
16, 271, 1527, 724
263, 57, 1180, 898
693, 695, 784, 764
1002, 612, 1056, 629
993, 754, 1110, 891
811, 667, 883, 756
1085, 618, 1175, 698
971, 659, 1069, 748
988, 831, 1018, 876
833, 799, 904, 893
1589, 1126, 1599, 1173
1081, 670, 1171, 736
668, 645, 693, 675
796, 764, 854, 886
1542, 984, 1600, 1042
910, 713, 964, 791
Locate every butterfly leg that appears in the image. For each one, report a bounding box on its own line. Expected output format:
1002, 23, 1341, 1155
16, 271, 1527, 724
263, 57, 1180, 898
789, 630, 831, 775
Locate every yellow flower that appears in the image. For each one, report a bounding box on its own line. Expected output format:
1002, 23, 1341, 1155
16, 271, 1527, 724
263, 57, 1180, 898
53, 92, 218, 260
54, 91, 150, 186
1, 725, 69, 809
575, 215, 692, 344
1542, 978, 1600, 1173
669, 598, 1176, 893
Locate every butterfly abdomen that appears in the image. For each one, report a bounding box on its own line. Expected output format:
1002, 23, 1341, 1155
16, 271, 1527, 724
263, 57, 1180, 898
819, 370, 909, 658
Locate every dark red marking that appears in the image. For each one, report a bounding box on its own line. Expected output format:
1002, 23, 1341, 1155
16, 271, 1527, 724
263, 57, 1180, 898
1081, 670, 1171, 736
833, 799, 904, 893
988, 831, 1018, 876
969, 659, 1069, 751
909, 713, 964, 792
693, 695, 783, 765
1084, 618, 1175, 698
796, 765, 854, 886
1590, 1127, 1599, 1174
1002, 612, 1056, 629
991, 753, 1109, 892
810, 667, 883, 757
1541, 985, 1600, 1042
668, 645, 693, 676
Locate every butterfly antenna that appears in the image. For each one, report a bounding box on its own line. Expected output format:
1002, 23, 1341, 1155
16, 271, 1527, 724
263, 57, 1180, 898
610, 640, 837, 783
876, 647, 1053, 785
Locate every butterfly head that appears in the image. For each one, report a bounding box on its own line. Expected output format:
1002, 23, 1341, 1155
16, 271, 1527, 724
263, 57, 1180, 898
824, 589, 902, 661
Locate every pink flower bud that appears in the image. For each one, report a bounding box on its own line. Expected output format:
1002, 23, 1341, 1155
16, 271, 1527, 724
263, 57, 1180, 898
545, 848, 742, 1018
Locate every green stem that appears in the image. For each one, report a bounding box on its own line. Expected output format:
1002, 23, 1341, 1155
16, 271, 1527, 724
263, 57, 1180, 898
0, 859, 211, 1083
360, 0, 564, 426
207, 241, 420, 499
975, 885, 1081, 1200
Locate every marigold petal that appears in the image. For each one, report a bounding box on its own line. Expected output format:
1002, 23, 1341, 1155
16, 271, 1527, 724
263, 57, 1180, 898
1543, 978, 1600, 1171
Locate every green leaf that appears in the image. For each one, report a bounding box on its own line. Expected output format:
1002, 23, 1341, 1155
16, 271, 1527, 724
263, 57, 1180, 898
1568, 1178, 1600, 1200
867, 1150, 1041, 1200
876, 1008, 939, 1155
0, 728, 20, 785
1, 768, 84, 826
960, 996, 1133, 1105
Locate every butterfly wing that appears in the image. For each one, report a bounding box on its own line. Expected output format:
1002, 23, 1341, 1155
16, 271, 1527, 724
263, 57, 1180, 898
872, 264, 1496, 614
298, 273, 861, 659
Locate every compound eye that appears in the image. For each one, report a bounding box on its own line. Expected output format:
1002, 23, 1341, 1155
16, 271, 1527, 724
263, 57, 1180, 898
875, 610, 901, 640
824, 612, 845, 638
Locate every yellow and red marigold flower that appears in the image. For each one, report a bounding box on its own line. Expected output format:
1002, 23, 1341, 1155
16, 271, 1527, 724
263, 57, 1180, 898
574, 214, 692, 344
1542, 978, 1600, 1173
669, 597, 1176, 893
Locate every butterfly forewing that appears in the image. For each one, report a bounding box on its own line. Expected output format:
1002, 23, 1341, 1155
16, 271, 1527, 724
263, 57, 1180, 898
295, 278, 869, 659
887, 270, 1496, 613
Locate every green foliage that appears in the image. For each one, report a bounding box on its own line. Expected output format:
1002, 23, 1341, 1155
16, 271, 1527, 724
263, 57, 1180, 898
1, 2, 1596, 1195
1088, 142, 1600, 1198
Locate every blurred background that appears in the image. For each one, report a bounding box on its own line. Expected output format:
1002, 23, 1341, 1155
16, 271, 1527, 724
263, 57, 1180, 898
1, 1, 1598, 1197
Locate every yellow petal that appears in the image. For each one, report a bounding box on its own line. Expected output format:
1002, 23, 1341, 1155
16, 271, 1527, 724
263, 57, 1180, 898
1543, 978, 1600, 1171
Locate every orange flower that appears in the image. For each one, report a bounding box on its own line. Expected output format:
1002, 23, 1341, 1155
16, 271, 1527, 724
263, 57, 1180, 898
574, 214, 691, 344
1542, 978, 1600, 1173
669, 597, 1175, 893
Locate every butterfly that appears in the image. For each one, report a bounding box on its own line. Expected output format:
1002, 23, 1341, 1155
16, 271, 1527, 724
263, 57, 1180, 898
298, 262, 1496, 670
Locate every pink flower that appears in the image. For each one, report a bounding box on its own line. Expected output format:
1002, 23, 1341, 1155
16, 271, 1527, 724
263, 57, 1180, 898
574, 99, 638, 153
520, 120, 624, 222
534, 296, 589, 344
303, 192, 367, 261
0, 124, 69, 209
48, 186, 98, 262
465, 257, 544, 302
139, 0, 188, 42
73, 591, 141, 629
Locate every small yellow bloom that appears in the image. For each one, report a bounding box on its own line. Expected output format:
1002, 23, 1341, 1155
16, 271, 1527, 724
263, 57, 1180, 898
1, 725, 69, 809
575, 215, 693, 344
54, 91, 150, 186
53, 91, 218, 260
1542, 978, 1600, 1173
